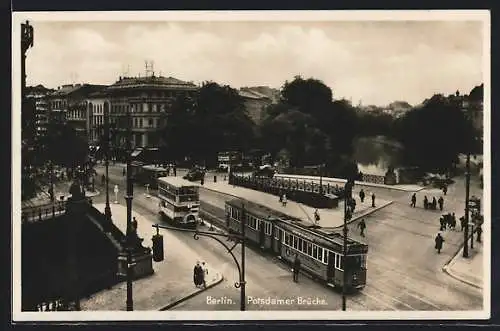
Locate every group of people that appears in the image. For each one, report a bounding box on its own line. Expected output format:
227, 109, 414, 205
439, 213, 458, 231
410, 193, 445, 211
358, 189, 376, 208
193, 261, 209, 288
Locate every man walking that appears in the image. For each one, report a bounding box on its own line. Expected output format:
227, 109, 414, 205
314, 209, 320, 225
292, 254, 301, 282
434, 233, 445, 254
359, 189, 365, 203
438, 196, 444, 211
371, 193, 376, 208
358, 218, 366, 237
410, 193, 417, 208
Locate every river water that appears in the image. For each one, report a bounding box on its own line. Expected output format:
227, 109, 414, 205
352, 136, 404, 176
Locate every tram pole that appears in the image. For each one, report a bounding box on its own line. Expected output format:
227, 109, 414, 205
240, 203, 247, 311
342, 179, 353, 311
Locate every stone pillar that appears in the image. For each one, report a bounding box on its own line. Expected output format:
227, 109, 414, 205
142, 133, 148, 147
64, 181, 88, 310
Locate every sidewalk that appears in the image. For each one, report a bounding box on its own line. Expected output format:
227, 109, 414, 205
274, 173, 424, 192
443, 238, 483, 289
200, 181, 392, 228
80, 204, 224, 311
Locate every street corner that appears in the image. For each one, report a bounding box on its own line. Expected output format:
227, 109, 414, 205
159, 271, 225, 311
442, 244, 483, 290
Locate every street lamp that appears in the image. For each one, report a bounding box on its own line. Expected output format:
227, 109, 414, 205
152, 203, 247, 311
342, 179, 354, 311
124, 103, 135, 311
104, 102, 112, 224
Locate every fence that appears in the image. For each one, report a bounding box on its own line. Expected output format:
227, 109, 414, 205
21, 200, 67, 224
229, 174, 344, 208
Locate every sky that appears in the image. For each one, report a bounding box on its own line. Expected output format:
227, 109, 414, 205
24, 20, 485, 106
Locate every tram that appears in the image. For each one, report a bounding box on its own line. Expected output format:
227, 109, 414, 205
157, 177, 200, 228
225, 198, 368, 290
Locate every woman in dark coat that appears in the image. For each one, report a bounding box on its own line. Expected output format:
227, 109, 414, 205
193, 261, 202, 287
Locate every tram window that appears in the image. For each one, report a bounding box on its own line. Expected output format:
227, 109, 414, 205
307, 243, 312, 255
312, 245, 318, 259
323, 250, 328, 264
293, 236, 298, 249
317, 247, 323, 261
360, 255, 367, 269
285, 233, 290, 245
275, 228, 280, 240
265, 222, 272, 235
298, 238, 303, 252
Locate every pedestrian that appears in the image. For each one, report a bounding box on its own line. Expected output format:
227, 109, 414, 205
358, 218, 366, 237
351, 198, 357, 212
434, 232, 445, 254
314, 209, 321, 224
193, 261, 202, 288
443, 185, 448, 196
201, 261, 209, 287
123, 168, 126, 176
101, 174, 105, 186
477, 226, 482, 242
424, 196, 429, 209
460, 216, 467, 231
451, 213, 457, 230
411, 193, 417, 207
359, 189, 365, 203
371, 193, 376, 208
292, 254, 301, 282
438, 196, 444, 211
439, 217, 446, 231
431, 197, 437, 210
279, 193, 283, 204
282, 193, 287, 207
173, 165, 177, 177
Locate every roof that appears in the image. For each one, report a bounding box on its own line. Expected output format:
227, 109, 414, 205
108, 75, 198, 90
157, 176, 199, 188
238, 89, 271, 100
49, 84, 108, 97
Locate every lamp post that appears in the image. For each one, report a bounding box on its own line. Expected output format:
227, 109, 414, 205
462, 102, 472, 258
152, 203, 247, 311
104, 102, 112, 223
125, 104, 134, 311
342, 179, 353, 311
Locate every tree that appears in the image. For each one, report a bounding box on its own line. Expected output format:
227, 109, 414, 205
159, 82, 255, 168
396, 95, 473, 173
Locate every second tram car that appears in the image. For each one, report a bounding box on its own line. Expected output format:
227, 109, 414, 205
225, 198, 368, 290
157, 177, 200, 228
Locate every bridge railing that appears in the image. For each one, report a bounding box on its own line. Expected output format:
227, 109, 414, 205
21, 200, 67, 224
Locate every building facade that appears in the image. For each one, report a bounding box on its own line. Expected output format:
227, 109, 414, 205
86, 91, 108, 145
48, 84, 107, 141
106, 75, 198, 149
25, 85, 53, 141
238, 87, 279, 124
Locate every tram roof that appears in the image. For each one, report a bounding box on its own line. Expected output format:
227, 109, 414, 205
157, 176, 199, 188
226, 198, 368, 253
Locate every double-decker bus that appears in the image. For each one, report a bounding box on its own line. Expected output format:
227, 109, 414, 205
157, 177, 200, 228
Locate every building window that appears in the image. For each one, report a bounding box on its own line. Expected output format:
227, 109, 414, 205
140, 118, 143, 127
152, 104, 157, 112
148, 119, 153, 127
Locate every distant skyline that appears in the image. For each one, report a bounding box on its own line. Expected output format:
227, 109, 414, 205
22, 18, 485, 106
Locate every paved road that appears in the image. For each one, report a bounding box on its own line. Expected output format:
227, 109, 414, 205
93, 164, 483, 311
